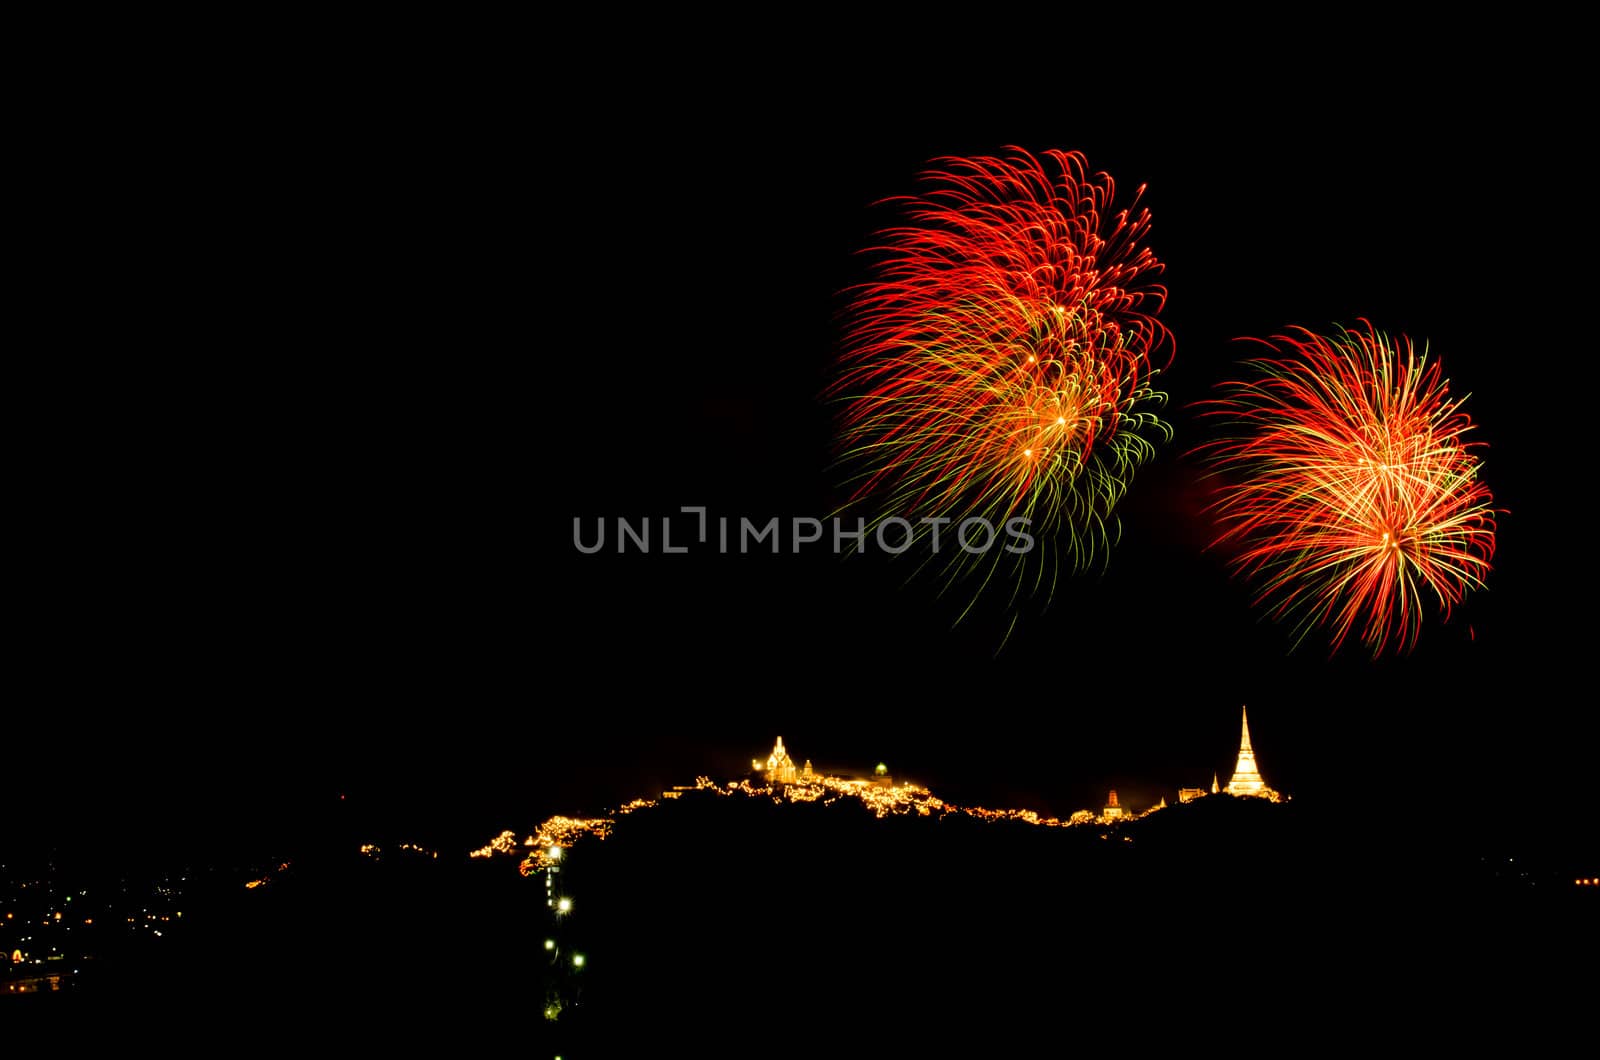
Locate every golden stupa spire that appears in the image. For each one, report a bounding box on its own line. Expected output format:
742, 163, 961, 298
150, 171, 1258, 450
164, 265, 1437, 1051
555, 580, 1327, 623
1226, 705, 1267, 797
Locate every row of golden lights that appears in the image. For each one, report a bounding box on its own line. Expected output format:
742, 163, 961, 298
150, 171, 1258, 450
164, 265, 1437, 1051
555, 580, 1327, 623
357, 842, 439, 860
496, 762, 1129, 1026
469, 813, 622, 872
242, 861, 292, 890
465, 774, 1150, 878
714, 773, 1114, 827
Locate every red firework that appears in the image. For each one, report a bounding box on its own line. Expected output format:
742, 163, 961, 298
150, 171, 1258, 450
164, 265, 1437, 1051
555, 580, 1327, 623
1197, 322, 1497, 656
832, 148, 1171, 589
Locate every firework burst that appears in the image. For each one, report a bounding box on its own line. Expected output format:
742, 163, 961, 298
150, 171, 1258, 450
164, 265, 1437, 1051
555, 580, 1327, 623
1197, 322, 1496, 656
831, 148, 1171, 615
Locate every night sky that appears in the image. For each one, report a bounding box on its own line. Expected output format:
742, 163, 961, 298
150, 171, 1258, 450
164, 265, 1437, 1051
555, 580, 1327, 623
15, 43, 1593, 871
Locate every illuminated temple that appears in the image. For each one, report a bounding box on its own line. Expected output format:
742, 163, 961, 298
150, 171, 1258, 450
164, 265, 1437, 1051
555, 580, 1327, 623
1224, 707, 1281, 801
754, 737, 814, 784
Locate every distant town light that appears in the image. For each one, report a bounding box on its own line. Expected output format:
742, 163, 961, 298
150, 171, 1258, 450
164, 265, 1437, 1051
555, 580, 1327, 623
548, 846, 562, 860
572, 953, 585, 968
556, 898, 572, 914
544, 938, 556, 950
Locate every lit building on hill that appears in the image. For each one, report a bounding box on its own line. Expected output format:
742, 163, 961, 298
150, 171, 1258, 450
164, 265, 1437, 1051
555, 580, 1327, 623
757, 737, 798, 784
1225, 707, 1265, 796
1224, 706, 1282, 802
1169, 708, 1286, 805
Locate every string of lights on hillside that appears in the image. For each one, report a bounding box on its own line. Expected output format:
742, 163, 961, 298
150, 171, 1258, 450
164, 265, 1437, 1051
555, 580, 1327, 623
477, 720, 1288, 1026
472, 774, 1097, 878
472, 716, 1283, 878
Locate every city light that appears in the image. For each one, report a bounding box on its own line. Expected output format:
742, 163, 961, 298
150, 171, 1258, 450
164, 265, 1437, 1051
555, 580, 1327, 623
572, 953, 586, 968
557, 898, 572, 914
544, 938, 556, 950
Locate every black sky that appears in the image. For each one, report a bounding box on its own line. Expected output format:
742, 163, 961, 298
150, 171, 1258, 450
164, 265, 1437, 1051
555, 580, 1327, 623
13, 39, 1593, 864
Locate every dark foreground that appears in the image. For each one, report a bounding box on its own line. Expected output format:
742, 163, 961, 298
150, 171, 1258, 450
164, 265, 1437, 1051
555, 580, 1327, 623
3, 794, 1590, 1051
